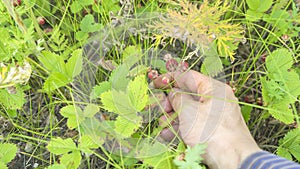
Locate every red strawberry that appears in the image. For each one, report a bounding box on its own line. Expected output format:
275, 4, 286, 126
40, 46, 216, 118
166, 58, 178, 72
37, 17, 45, 25
261, 52, 268, 63
13, 0, 21, 6
179, 61, 189, 71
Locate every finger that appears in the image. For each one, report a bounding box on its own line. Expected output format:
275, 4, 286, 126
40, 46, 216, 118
168, 88, 209, 145
153, 73, 174, 89
147, 92, 173, 114
159, 124, 179, 142
161, 97, 173, 113
168, 88, 199, 111
159, 111, 179, 127
153, 70, 212, 94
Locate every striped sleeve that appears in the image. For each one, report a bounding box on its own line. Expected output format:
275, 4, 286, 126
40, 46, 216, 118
239, 151, 300, 169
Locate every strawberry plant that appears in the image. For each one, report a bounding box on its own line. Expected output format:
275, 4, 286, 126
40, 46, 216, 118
261, 48, 300, 124
0, 143, 17, 169
277, 129, 300, 162
0, 0, 299, 168
173, 143, 207, 169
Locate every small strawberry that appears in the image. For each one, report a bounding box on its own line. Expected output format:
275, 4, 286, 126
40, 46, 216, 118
13, 0, 21, 6
256, 97, 263, 106
281, 34, 290, 41
244, 95, 255, 103
179, 61, 189, 71
37, 17, 45, 25
82, 9, 89, 16
261, 52, 268, 63
166, 58, 179, 72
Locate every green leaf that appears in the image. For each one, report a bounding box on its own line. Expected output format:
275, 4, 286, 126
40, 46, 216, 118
150, 59, 167, 73
114, 115, 142, 138
245, 9, 263, 22
75, 31, 89, 42
0, 88, 25, 110
78, 135, 99, 154
261, 48, 300, 124
60, 105, 85, 129
267, 96, 294, 124
100, 90, 136, 115
127, 75, 149, 111
46, 164, 67, 169
80, 118, 111, 146
246, 0, 273, 12
263, 10, 291, 32
246, 0, 260, 10
101, 0, 121, 14
241, 105, 252, 123
70, 0, 94, 13
39, 51, 65, 73
110, 52, 141, 90
122, 45, 142, 60
83, 104, 99, 118
137, 139, 169, 158
0, 143, 17, 164
137, 140, 173, 168
34, 0, 53, 16
266, 49, 293, 77
0, 162, 7, 169
173, 144, 206, 169
47, 138, 78, 155
128, 65, 149, 77
65, 49, 83, 78
90, 81, 111, 100
277, 146, 293, 161
100, 90, 117, 113
80, 14, 102, 33
43, 72, 71, 92
277, 129, 300, 161
60, 151, 81, 169
201, 55, 223, 77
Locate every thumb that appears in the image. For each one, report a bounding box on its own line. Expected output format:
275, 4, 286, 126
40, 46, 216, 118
168, 89, 207, 146
168, 88, 198, 112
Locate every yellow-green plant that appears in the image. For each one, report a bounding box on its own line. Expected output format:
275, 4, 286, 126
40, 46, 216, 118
149, 0, 244, 75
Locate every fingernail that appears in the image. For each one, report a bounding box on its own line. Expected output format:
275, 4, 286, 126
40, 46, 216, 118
162, 76, 170, 84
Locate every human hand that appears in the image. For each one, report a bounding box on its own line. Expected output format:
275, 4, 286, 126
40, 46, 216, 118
153, 70, 261, 169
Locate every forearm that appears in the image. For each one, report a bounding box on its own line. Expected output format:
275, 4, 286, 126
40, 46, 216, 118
239, 151, 300, 169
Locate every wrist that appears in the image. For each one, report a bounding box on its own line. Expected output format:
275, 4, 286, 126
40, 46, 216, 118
205, 132, 261, 169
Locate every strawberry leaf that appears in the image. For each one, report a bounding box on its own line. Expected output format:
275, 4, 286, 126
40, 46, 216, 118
261, 48, 300, 124
90, 81, 111, 100
60, 105, 85, 129
0, 143, 17, 164
83, 104, 99, 118
47, 138, 78, 155
127, 75, 149, 111
60, 151, 81, 169
65, 49, 83, 78
39, 51, 65, 73
43, 72, 71, 92
78, 135, 99, 154
114, 115, 142, 138
277, 129, 300, 162
173, 144, 206, 169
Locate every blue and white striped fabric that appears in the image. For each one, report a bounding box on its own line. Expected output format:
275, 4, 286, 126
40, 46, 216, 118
239, 151, 300, 169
